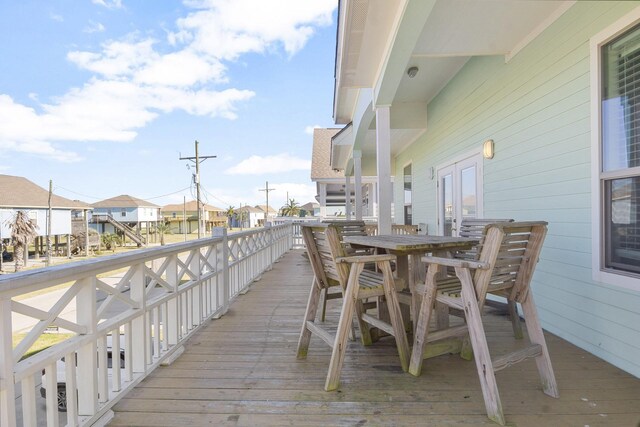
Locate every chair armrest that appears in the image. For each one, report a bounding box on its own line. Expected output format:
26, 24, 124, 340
421, 255, 489, 270
336, 254, 396, 264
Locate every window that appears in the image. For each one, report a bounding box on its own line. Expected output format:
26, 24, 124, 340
403, 163, 412, 225
121, 208, 126, 217
592, 12, 640, 288
172, 212, 177, 218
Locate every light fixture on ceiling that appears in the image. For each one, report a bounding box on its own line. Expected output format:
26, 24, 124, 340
483, 139, 495, 159
407, 66, 419, 78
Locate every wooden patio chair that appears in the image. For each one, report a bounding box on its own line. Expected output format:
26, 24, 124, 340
318, 220, 371, 320
297, 223, 410, 391
408, 221, 558, 425
458, 218, 522, 338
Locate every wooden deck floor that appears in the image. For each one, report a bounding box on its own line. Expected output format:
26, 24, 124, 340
111, 250, 640, 427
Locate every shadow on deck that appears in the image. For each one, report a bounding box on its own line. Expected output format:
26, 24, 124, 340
110, 250, 640, 426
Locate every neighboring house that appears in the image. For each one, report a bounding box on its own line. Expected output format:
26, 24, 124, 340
300, 202, 320, 217
331, 1, 640, 378
161, 200, 227, 234
255, 205, 277, 225
311, 127, 379, 218
235, 206, 263, 228
90, 195, 159, 243
0, 174, 91, 256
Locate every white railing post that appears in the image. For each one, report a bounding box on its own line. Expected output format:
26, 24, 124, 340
77, 277, 98, 416
190, 249, 202, 327
130, 264, 148, 375
267, 223, 274, 270
0, 298, 16, 427
167, 255, 179, 346
213, 228, 230, 315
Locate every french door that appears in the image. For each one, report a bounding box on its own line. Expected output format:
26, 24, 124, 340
437, 153, 483, 236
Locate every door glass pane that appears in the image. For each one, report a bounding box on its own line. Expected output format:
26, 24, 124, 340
605, 176, 640, 274
442, 173, 453, 236
404, 164, 412, 224
461, 166, 477, 219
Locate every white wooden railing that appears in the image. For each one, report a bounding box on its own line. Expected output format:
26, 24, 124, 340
0, 224, 292, 427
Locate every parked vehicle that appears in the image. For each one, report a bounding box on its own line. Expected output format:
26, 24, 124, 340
40, 335, 125, 412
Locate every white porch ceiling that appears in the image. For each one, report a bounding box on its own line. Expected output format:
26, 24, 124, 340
334, 0, 574, 161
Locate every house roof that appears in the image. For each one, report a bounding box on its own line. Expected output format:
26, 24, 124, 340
162, 200, 223, 212
301, 202, 319, 210
237, 206, 263, 213
92, 195, 159, 209
255, 205, 277, 214
0, 174, 90, 209
311, 128, 345, 180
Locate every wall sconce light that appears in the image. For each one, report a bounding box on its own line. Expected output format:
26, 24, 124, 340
483, 139, 495, 159
428, 166, 434, 180
407, 66, 419, 78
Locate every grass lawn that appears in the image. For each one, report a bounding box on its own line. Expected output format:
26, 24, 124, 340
13, 332, 75, 360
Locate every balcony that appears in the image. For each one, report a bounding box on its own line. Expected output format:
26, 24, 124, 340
2, 224, 640, 426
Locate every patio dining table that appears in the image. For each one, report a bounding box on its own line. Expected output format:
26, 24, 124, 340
342, 234, 479, 331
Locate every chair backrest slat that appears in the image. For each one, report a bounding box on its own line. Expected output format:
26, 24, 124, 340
473, 221, 548, 305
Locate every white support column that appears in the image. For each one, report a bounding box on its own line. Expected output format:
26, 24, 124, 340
354, 150, 363, 221
375, 106, 393, 234
319, 183, 327, 219
344, 175, 352, 220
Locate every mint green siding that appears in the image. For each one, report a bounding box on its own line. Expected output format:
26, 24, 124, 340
394, 2, 640, 377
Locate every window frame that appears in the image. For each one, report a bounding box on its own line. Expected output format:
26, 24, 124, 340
590, 7, 640, 291
402, 161, 412, 225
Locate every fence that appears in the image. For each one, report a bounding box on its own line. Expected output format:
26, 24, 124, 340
0, 223, 292, 427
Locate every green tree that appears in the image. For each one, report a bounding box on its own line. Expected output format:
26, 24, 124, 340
280, 198, 301, 217
101, 233, 121, 252
156, 222, 171, 246
7, 211, 39, 271
225, 206, 235, 227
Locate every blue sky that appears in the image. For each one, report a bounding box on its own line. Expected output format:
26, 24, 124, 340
0, 0, 338, 211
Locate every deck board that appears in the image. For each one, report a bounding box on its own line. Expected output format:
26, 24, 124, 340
110, 250, 640, 427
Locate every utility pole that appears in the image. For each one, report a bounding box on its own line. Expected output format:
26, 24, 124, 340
180, 140, 216, 239
259, 181, 275, 226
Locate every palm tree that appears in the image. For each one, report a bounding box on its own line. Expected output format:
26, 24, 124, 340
101, 233, 121, 252
280, 198, 301, 217
156, 222, 171, 246
225, 206, 235, 228
7, 211, 39, 271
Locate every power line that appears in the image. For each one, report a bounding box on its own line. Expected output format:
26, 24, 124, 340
55, 185, 192, 202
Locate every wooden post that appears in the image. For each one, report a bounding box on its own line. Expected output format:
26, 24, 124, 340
46, 179, 52, 266
213, 227, 230, 315
84, 210, 89, 257
375, 105, 392, 234
130, 264, 148, 374
77, 277, 98, 416
166, 255, 179, 346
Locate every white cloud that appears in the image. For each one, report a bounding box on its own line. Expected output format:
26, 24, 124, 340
84, 21, 106, 34
1, 0, 336, 162
225, 153, 311, 175
92, 0, 123, 9
270, 182, 317, 207
50, 13, 64, 22
171, 0, 336, 59
304, 124, 321, 135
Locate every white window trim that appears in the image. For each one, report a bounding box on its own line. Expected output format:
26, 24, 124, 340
590, 6, 640, 291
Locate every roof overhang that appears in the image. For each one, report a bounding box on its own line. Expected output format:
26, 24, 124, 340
333, 0, 575, 165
